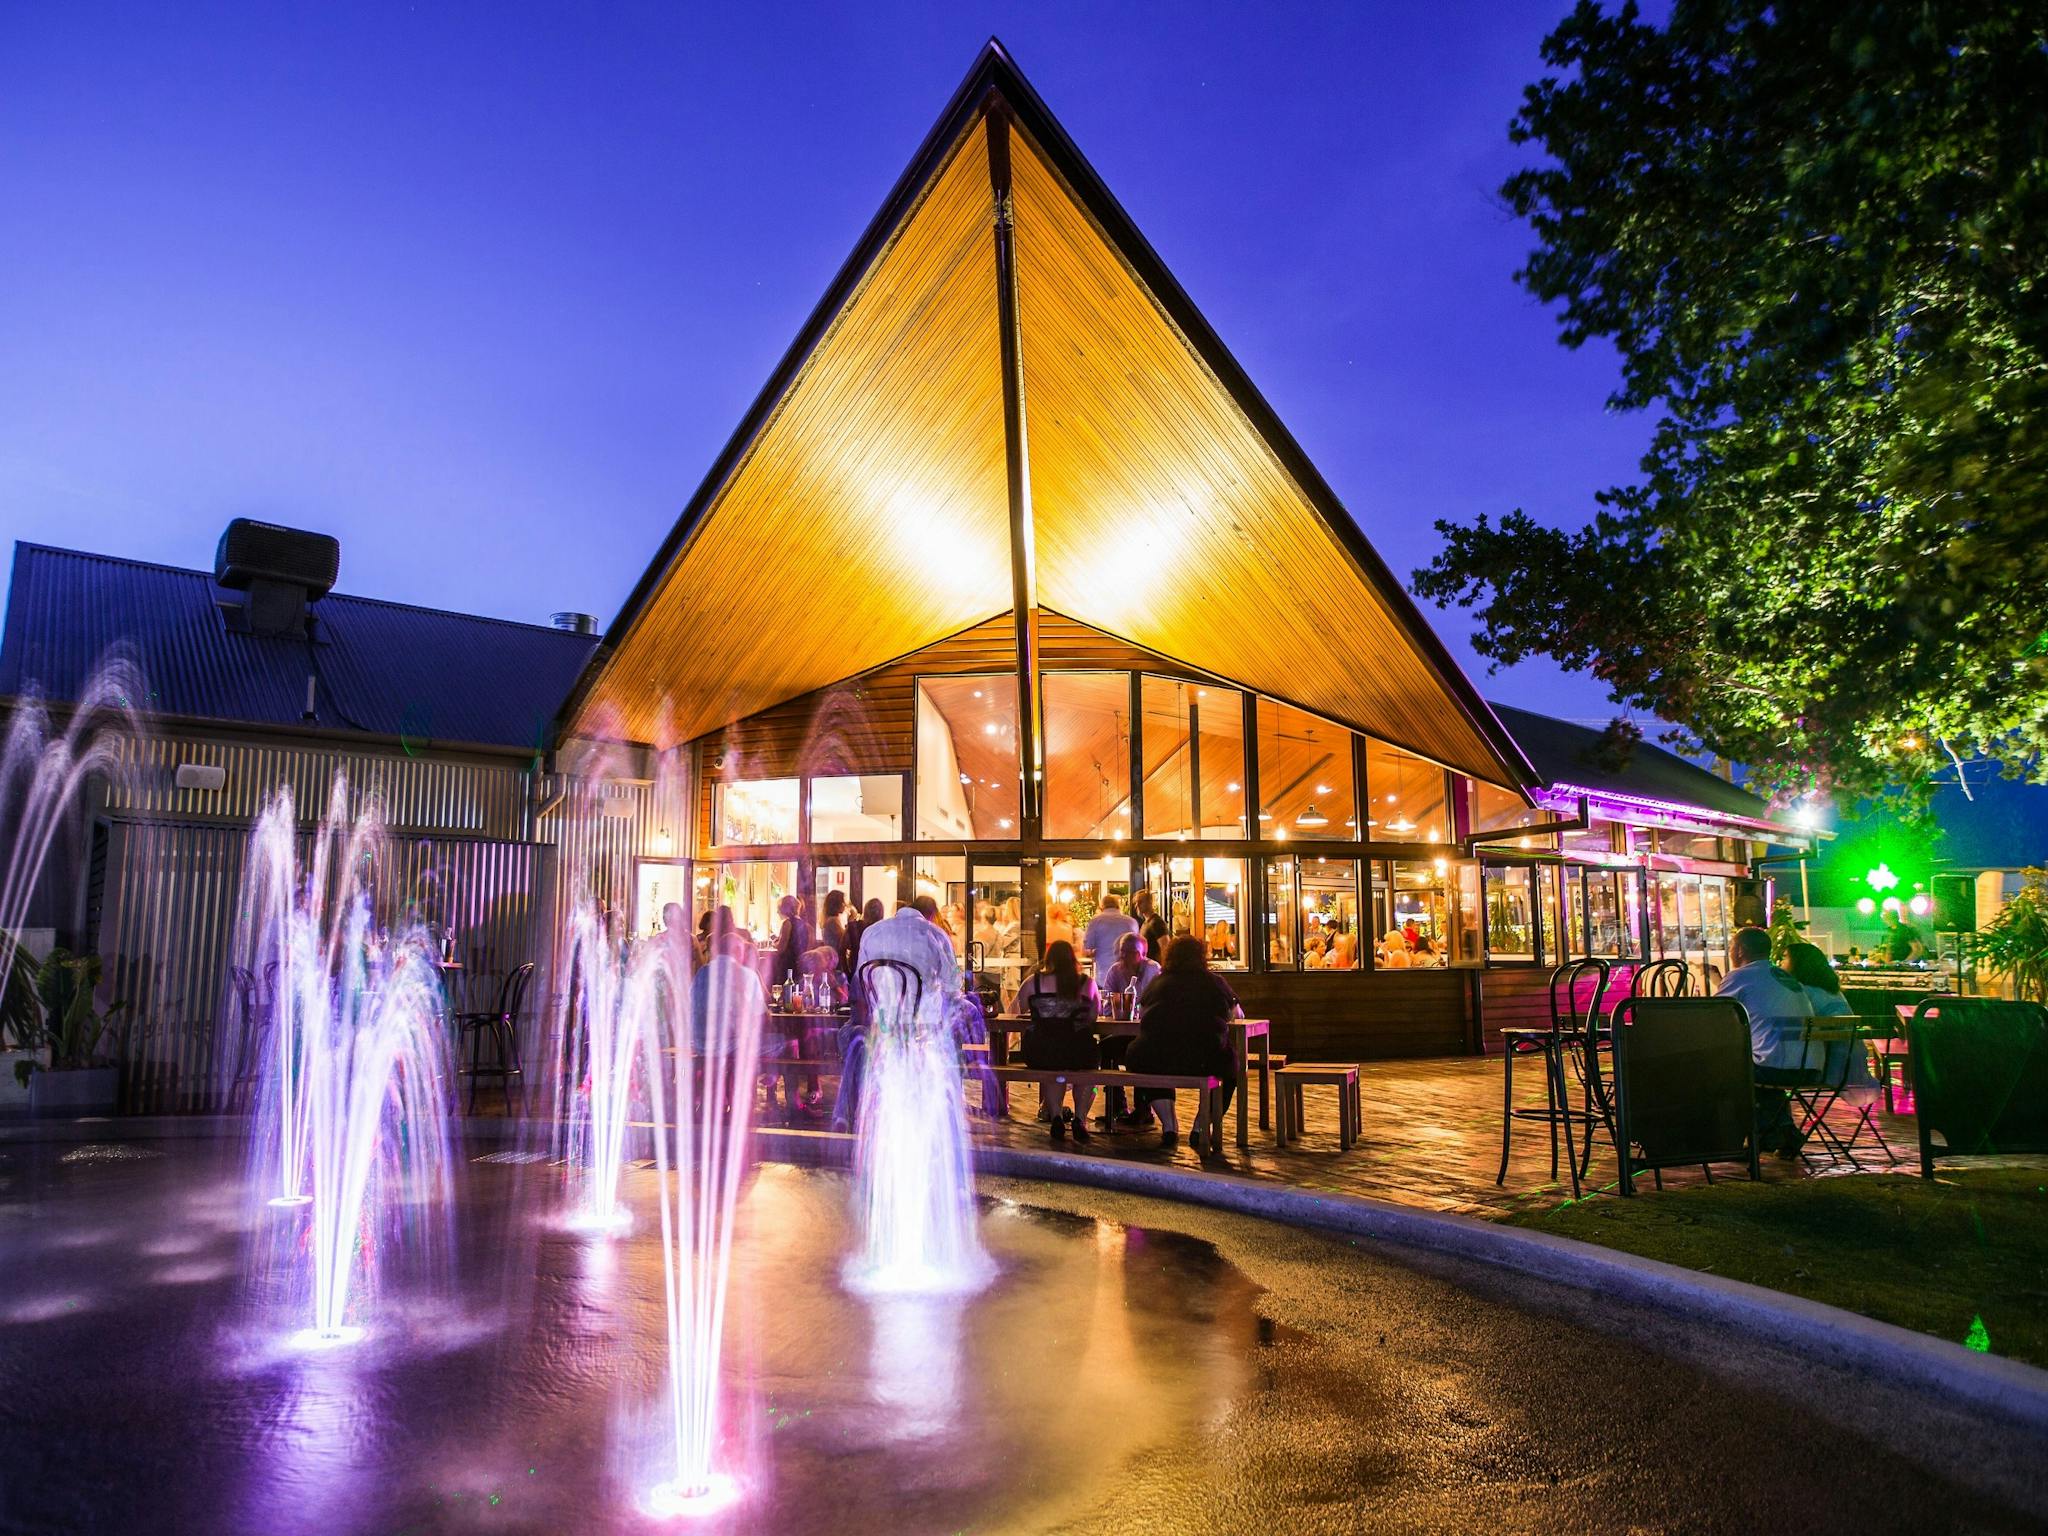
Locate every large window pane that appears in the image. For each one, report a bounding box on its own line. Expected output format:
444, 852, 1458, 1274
712, 779, 799, 847
808, 774, 904, 843
915, 676, 1019, 840
1540, 866, 1567, 962
1366, 742, 1449, 843
1484, 865, 1536, 961
1299, 857, 1361, 969
1262, 858, 1298, 968
1383, 861, 1449, 968
1466, 778, 1553, 841
1140, 677, 1247, 840
1256, 699, 1355, 841
707, 860, 797, 951
1449, 859, 1484, 966
1043, 672, 1131, 840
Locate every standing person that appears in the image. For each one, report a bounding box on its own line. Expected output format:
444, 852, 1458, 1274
820, 889, 849, 965
771, 894, 813, 991
861, 896, 960, 1002
689, 927, 790, 1117
1015, 940, 1100, 1141
1081, 894, 1140, 983
1097, 932, 1161, 1128
1715, 925, 1817, 1156
1133, 889, 1169, 958
1879, 907, 1927, 963
1125, 937, 1238, 1152
844, 897, 883, 976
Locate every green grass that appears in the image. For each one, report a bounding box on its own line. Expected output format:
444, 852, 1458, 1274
1503, 1168, 2048, 1368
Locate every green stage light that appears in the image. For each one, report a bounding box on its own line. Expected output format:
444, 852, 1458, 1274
1856, 897, 1876, 915
1866, 864, 1901, 892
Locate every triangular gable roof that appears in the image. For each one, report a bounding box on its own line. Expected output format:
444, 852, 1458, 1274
564, 41, 1536, 790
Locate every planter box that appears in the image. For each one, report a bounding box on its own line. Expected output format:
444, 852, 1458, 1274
0, 1049, 37, 1112
28, 1065, 118, 1118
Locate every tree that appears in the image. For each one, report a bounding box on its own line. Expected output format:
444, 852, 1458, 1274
1416, 0, 2048, 814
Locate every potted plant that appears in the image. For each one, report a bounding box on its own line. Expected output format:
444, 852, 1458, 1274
10, 946, 128, 1117
1964, 869, 2048, 1004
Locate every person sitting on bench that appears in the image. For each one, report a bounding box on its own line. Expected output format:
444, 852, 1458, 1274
1126, 937, 1237, 1151
1017, 940, 1100, 1143
1096, 931, 1162, 1128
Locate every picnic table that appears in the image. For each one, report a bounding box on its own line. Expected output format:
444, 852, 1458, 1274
989, 1013, 1274, 1149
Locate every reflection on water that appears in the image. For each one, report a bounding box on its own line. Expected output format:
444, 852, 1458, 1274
0, 1146, 1256, 1535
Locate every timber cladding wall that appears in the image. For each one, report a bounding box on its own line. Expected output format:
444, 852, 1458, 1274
1231, 969, 1471, 1061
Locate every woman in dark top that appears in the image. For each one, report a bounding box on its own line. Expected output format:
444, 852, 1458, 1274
820, 889, 848, 964
1126, 936, 1237, 1149
1017, 940, 1100, 1142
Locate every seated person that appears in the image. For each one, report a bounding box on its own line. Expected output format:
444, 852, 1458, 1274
1329, 929, 1358, 970
1097, 932, 1162, 1126
1127, 937, 1238, 1151
1715, 925, 1818, 1155
1378, 929, 1413, 970
1016, 940, 1099, 1141
1784, 939, 1874, 1088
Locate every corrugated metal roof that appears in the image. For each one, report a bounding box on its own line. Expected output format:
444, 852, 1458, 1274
1487, 701, 1780, 828
0, 542, 599, 754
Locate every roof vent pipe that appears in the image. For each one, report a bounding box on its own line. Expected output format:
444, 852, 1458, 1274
551, 611, 598, 635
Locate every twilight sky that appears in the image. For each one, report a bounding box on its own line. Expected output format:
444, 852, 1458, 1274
0, 1, 1655, 724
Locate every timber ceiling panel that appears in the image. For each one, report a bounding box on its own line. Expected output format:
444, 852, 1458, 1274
1008, 129, 1512, 785
573, 126, 1013, 748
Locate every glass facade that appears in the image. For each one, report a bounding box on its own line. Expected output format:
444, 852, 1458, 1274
686, 664, 1764, 984
1140, 676, 1247, 841
1256, 698, 1355, 841
808, 774, 903, 843
712, 778, 799, 847
915, 675, 1019, 840
1365, 740, 1449, 843
1043, 672, 1131, 840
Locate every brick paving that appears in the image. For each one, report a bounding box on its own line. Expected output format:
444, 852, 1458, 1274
959, 1055, 1934, 1220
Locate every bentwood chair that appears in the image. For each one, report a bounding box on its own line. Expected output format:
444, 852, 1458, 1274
458, 962, 533, 1115
1497, 958, 1611, 1198
1632, 959, 1692, 999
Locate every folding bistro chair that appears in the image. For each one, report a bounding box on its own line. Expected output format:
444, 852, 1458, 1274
1609, 996, 1760, 1195
1786, 1016, 1902, 1167
1906, 998, 2048, 1179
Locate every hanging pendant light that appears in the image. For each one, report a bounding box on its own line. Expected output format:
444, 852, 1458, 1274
1296, 804, 1329, 829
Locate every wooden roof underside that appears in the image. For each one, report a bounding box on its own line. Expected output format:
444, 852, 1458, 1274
566, 44, 1535, 790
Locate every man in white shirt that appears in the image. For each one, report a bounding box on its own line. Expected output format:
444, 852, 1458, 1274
1714, 925, 1816, 1155
1095, 931, 1162, 1127
854, 897, 958, 1023
1080, 895, 1140, 983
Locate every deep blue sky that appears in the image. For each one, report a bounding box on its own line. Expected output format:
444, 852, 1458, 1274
1, 1, 1652, 723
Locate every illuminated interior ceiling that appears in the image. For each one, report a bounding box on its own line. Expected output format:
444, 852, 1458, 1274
567, 44, 1534, 792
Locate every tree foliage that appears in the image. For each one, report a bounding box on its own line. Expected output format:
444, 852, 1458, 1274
1416, 0, 2048, 813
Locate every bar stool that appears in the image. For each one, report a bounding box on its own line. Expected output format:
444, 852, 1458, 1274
1496, 958, 1609, 1196
1276, 1063, 1361, 1150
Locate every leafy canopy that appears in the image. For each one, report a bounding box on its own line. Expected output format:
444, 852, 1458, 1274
1415, 0, 2048, 812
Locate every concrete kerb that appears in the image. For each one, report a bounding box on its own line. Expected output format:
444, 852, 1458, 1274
13, 1111, 2047, 1440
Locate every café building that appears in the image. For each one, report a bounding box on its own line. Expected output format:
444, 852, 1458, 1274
559, 45, 1810, 1061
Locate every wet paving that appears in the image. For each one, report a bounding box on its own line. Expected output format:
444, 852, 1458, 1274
0, 1140, 2039, 1534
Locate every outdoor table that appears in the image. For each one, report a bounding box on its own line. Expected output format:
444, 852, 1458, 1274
991, 1013, 1272, 1148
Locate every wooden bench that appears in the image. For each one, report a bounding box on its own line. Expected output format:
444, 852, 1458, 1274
1275, 1063, 1362, 1150
980, 1065, 1229, 1153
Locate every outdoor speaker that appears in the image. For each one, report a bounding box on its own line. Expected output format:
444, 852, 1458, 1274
174, 762, 227, 792
1931, 873, 1977, 932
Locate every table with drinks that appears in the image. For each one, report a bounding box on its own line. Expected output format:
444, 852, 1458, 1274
988, 994, 1275, 1149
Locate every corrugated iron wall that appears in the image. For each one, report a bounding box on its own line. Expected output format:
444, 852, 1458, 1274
89, 729, 686, 1114
107, 734, 534, 839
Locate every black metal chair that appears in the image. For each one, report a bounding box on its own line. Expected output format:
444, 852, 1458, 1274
225, 961, 280, 1115
1907, 998, 2048, 1178
458, 962, 533, 1115
1497, 958, 1611, 1198
1632, 958, 1692, 999
1609, 996, 1760, 1195
1787, 1016, 1903, 1167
